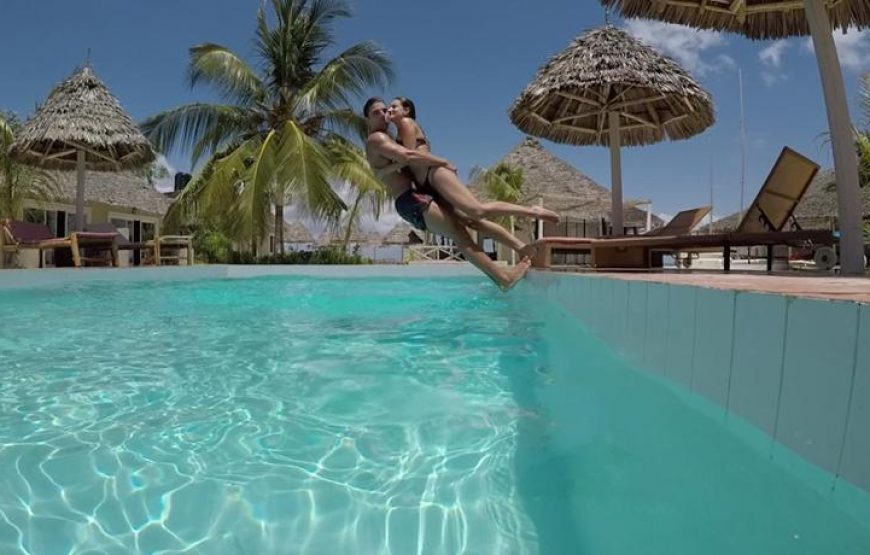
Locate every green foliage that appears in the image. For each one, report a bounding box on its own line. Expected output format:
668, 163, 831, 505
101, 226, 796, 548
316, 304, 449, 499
0, 110, 59, 219
231, 245, 370, 265
469, 163, 525, 227
142, 0, 391, 254
192, 225, 234, 263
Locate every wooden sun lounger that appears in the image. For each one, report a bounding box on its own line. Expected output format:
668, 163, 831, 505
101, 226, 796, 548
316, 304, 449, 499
1, 219, 119, 268
533, 147, 827, 272
148, 235, 194, 266
531, 206, 712, 268
588, 229, 836, 272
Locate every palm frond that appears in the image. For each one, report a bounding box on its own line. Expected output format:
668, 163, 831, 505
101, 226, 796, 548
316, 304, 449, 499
240, 130, 280, 242
140, 103, 251, 162
325, 137, 386, 216
0, 116, 13, 148
188, 44, 266, 106
275, 120, 346, 221
297, 42, 394, 113
309, 109, 367, 142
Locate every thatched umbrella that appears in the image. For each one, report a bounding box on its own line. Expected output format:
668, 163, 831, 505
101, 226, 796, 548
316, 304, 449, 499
10, 65, 154, 231
510, 26, 713, 235
599, 1, 866, 272
382, 222, 425, 245
283, 221, 314, 244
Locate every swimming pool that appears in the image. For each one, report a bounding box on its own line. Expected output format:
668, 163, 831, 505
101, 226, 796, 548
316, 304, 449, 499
0, 271, 868, 554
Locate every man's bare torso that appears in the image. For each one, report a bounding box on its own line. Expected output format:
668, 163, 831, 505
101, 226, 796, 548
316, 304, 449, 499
366, 131, 413, 198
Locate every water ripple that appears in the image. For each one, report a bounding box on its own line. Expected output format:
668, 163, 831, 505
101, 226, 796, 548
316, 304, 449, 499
0, 277, 544, 554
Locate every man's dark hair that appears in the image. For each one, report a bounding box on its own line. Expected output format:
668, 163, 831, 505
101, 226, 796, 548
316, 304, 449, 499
363, 97, 385, 117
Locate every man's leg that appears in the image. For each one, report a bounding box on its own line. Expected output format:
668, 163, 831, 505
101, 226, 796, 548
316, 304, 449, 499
459, 217, 537, 260
422, 201, 530, 290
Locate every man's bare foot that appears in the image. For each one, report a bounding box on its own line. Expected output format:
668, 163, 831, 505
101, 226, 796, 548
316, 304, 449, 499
532, 207, 559, 223
499, 257, 532, 292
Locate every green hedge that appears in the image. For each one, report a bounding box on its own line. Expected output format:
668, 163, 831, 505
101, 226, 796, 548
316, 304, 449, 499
230, 245, 371, 265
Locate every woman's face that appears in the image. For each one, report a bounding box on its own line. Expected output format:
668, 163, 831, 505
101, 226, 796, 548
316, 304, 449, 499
387, 99, 408, 122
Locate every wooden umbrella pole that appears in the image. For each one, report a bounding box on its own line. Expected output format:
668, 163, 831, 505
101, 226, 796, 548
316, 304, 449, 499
609, 111, 624, 236
75, 149, 86, 231
805, 0, 864, 274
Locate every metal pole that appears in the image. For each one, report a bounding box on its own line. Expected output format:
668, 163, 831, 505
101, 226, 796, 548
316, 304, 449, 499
709, 154, 715, 231
805, 0, 864, 274
738, 67, 747, 219
609, 111, 624, 236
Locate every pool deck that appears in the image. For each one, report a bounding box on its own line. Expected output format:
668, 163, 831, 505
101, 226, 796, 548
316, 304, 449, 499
541, 270, 870, 303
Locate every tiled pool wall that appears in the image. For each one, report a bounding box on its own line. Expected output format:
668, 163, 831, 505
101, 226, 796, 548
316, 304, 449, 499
529, 271, 870, 499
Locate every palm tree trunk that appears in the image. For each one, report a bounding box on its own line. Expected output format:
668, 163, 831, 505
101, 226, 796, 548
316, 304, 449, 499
274, 204, 285, 254
342, 193, 364, 253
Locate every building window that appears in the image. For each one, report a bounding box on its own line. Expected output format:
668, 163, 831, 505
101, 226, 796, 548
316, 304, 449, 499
24, 208, 76, 238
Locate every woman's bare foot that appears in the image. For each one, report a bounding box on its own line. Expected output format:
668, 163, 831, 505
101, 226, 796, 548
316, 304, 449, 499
499, 257, 532, 292
532, 207, 559, 223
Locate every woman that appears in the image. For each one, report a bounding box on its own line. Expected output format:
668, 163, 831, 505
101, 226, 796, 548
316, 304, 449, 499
377, 97, 553, 259
363, 97, 531, 291
385, 97, 558, 224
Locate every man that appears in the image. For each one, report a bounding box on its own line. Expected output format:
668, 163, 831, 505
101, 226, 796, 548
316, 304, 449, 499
363, 97, 530, 290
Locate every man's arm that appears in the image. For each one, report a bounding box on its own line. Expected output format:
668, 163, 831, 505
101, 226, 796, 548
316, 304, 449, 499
368, 132, 452, 169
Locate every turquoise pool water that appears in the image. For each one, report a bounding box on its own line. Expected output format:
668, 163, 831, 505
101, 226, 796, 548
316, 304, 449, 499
0, 275, 868, 554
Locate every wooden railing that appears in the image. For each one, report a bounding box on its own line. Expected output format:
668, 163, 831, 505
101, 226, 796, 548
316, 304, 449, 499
406, 244, 463, 262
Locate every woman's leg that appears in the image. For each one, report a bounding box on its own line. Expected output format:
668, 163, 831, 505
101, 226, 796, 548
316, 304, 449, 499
428, 167, 559, 223
422, 201, 530, 290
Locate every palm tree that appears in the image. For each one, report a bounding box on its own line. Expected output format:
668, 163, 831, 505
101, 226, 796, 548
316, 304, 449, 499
470, 162, 525, 263
142, 0, 392, 254
0, 112, 57, 220
823, 74, 870, 192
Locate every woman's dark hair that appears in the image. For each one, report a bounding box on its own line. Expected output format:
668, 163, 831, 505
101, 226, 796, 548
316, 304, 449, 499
394, 97, 416, 120
363, 97, 385, 117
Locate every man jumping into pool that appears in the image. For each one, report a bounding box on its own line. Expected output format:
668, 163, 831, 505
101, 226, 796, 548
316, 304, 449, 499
363, 97, 530, 290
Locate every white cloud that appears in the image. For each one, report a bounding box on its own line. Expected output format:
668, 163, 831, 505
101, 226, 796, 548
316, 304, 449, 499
623, 20, 729, 76
153, 155, 177, 193
283, 180, 398, 240
804, 29, 870, 71
759, 40, 791, 69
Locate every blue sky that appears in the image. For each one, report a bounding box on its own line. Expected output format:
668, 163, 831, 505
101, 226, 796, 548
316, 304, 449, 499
2, 0, 870, 224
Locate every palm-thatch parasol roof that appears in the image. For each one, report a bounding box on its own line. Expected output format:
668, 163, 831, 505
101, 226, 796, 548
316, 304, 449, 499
470, 138, 663, 227
319, 226, 379, 245
10, 66, 154, 171
381, 222, 425, 245
599, 1, 865, 272
283, 221, 314, 243
510, 26, 713, 147
510, 26, 713, 235
10, 65, 155, 233
599, 0, 870, 40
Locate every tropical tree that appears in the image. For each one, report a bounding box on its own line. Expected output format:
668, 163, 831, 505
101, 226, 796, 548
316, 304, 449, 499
142, 0, 392, 254
0, 111, 57, 220
470, 162, 525, 262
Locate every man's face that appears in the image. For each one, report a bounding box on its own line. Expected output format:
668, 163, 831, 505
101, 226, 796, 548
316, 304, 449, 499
366, 101, 389, 130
